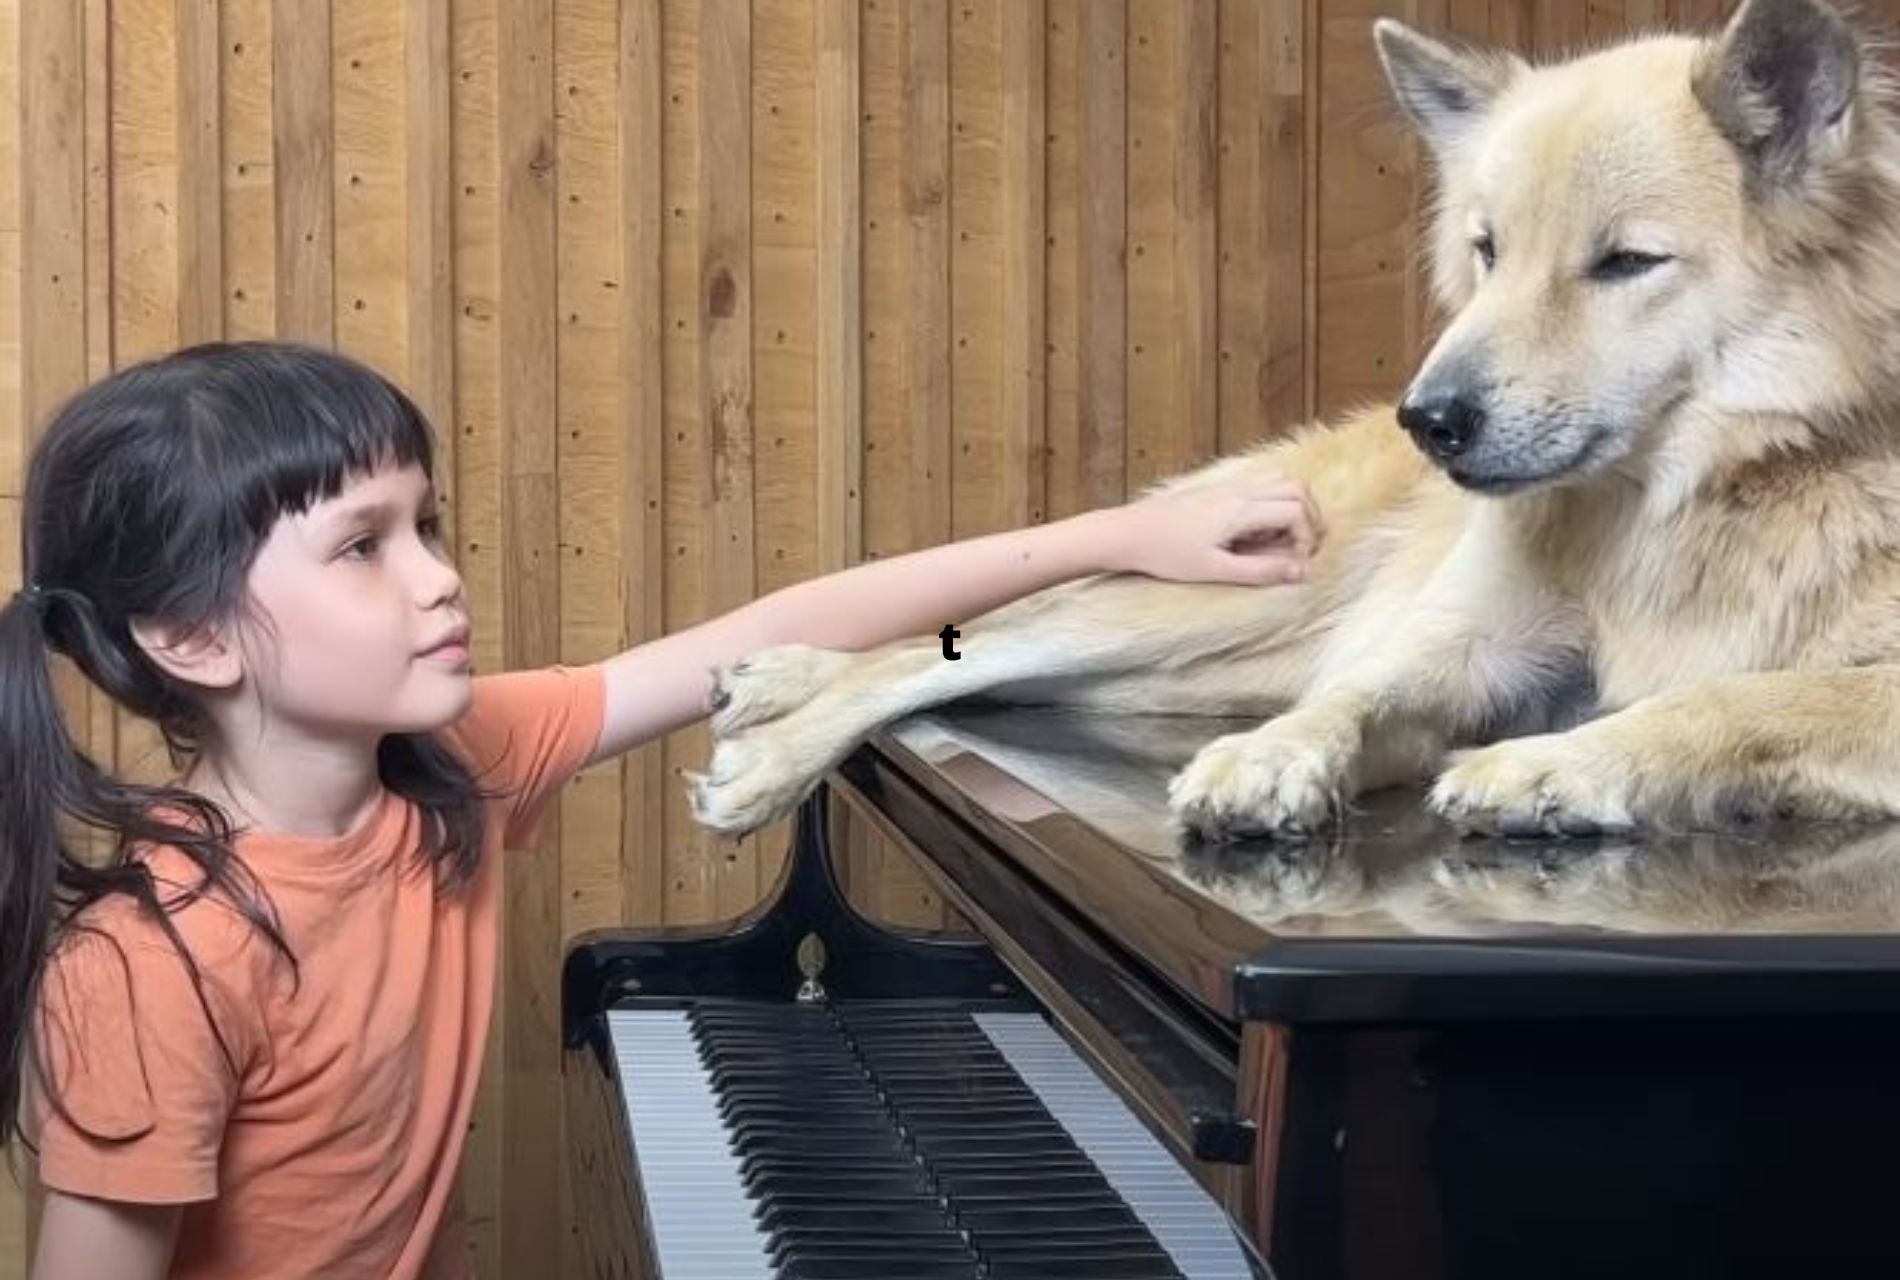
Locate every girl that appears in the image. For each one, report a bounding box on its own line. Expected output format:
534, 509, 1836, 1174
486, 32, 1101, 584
1, 342, 1320, 1279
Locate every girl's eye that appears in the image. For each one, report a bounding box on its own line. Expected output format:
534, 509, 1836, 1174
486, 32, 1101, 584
345, 517, 441, 560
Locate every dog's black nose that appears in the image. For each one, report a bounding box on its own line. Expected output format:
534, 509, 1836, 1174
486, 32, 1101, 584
1397, 394, 1482, 459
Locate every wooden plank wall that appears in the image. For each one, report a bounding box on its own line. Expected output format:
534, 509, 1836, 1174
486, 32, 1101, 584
0, 0, 1875, 1274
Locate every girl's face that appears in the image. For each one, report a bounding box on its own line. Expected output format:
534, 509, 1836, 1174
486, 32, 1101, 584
239, 460, 472, 739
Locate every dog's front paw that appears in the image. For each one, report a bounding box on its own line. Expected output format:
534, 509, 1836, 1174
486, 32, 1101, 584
1429, 733, 1640, 837
710, 644, 852, 737
1168, 723, 1345, 841
688, 729, 827, 837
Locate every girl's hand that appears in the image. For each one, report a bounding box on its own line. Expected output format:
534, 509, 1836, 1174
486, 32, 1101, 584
1105, 475, 1324, 585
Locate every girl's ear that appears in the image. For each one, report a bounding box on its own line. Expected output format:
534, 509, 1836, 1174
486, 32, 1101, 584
129, 616, 244, 691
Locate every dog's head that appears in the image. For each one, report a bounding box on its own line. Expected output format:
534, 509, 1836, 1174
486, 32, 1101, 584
1378, 0, 1871, 494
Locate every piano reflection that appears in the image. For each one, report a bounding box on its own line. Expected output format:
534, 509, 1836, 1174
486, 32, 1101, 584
566, 706, 1900, 1280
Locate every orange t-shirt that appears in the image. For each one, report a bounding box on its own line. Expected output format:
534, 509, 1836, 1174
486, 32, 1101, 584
24, 662, 608, 1279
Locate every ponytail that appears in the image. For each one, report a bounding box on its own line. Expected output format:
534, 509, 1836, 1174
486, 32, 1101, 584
0, 584, 70, 1158
0, 580, 293, 1159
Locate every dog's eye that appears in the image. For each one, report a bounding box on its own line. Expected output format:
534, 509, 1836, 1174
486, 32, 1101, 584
1589, 249, 1672, 281
1473, 234, 1497, 271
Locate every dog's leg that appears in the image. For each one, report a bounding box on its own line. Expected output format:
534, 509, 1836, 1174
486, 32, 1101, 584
692, 410, 1442, 835
1168, 504, 1590, 840
1430, 664, 1900, 834
690, 569, 1333, 835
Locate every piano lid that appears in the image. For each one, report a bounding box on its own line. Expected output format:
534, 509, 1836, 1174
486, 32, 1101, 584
864, 706, 1900, 1024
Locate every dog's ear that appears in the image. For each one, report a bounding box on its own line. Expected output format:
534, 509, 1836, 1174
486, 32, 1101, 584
1375, 20, 1518, 159
1694, 0, 1859, 189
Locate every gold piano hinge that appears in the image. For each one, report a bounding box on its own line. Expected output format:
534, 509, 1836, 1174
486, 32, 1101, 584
795, 932, 828, 1003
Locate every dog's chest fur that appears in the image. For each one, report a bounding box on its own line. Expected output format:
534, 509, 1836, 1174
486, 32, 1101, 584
1516, 452, 1900, 710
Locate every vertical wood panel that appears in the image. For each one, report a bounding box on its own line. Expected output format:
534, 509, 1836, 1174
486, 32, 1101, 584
1219, 0, 1266, 454
903, 0, 952, 547
1265, 0, 1311, 430
951, 0, 1005, 535
861, 0, 904, 565
1176, 1, 1217, 468
225, 0, 276, 340
19, 0, 85, 466
335, 0, 407, 380
1001, 0, 1046, 528
448, 0, 503, 1265
112, 0, 181, 789
1126, 0, 1169, 488
1314, 0, 1418, 419
177, 0, 223, 346
1045, 0, 1080, 518
0, 9, 24, 1273
1076, 0, 1127, 505
752, 0, 819, 885
660, 0, 710, 927
554, 0, 623, 943
552, 4, 621, 1273
273, 0, 333, 343
0, 0, 16, 507
699, 0, 758, 919
749, 4, 818, 593
618, 0, 667, 933
495, 0, 563, 1268
817, 0, 862, 571
406, 0, 455, 476
78, 0, 114, 869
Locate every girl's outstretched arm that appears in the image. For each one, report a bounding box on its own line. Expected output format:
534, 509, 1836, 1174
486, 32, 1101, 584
587, 475, 1322, 764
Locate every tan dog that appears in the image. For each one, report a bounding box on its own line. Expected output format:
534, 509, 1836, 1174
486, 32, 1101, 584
692, 0, 1900, 844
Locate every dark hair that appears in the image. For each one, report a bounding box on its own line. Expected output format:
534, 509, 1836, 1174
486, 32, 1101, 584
0, 341, 504, 1161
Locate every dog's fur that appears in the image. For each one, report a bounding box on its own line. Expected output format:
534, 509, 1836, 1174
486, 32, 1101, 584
692, 0, 1900, 844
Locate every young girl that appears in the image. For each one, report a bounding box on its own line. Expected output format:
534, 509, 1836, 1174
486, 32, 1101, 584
1, 341, 1320, 1279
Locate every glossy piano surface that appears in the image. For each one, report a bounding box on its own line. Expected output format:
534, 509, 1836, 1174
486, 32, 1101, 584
856, 705, 1900, 1020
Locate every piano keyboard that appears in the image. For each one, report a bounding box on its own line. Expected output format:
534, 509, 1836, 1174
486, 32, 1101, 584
608, 1000, 1256, 1280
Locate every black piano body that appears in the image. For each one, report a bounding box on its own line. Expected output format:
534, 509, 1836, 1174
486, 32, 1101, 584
566, 706, 1900, 1280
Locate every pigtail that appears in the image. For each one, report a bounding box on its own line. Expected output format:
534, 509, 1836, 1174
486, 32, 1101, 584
0, 587, 82, 1157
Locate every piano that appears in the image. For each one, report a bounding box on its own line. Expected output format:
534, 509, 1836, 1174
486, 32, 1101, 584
565, 706, 1900, 1280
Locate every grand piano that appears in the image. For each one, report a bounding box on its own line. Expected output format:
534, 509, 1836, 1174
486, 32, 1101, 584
565, 705, 1900, 1280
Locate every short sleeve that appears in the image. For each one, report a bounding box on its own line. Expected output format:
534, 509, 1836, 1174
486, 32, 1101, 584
26, 930, 253, 1204
440, 662, 608, 848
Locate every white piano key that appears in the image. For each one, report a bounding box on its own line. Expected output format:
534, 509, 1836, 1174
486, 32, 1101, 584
607, 1009, 776, 1280
974, 1011, 1255, 1280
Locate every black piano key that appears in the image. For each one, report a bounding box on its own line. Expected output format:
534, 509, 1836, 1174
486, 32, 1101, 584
743, 1170, 935, 1199
771, 1236, 975, 1271
983, 1263, 1184, 1280
782, 1260, 980, 1280
759, 1205, 953, 1234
